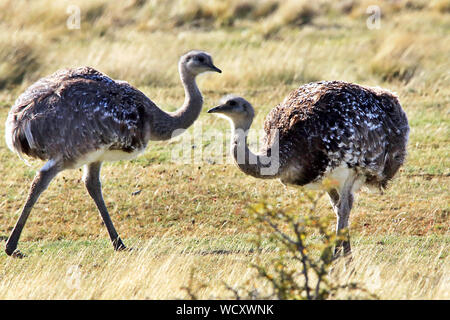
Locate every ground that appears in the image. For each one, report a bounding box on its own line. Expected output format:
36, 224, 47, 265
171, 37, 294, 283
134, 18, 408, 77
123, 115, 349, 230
0, 0, 448, 299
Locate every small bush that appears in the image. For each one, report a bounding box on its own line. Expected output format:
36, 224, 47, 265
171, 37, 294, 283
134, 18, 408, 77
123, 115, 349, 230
240, 195, 375, 300
182, 188, 376, 300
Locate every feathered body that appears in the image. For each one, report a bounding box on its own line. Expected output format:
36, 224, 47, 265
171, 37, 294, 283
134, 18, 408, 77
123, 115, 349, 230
6, 67, 165, 167
262, 81, 409, 189
4, 50, 221, 256
209, 80, 409, 258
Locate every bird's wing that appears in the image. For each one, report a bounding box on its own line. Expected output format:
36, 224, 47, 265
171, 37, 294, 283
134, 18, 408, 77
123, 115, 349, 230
9, 73, 151, 162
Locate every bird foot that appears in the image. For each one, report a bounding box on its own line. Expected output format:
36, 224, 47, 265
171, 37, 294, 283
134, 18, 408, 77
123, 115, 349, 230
8, 249, 26, 259
115, 246, 134, 252
113, 239, 134, 252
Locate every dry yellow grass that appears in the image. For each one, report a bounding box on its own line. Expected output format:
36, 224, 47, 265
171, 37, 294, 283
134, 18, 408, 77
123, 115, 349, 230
0, 235, 447, 299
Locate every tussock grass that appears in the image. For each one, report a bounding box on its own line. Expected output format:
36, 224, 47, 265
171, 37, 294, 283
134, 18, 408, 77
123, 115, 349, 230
254, 0, 319, 37
370, 33, 424, 83
430, 0, 450, 13
0, 32, 41, 90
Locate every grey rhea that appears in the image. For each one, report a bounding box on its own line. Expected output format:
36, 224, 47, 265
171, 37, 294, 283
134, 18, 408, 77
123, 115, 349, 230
208, 81, 409, 258
4, 50, 221, 257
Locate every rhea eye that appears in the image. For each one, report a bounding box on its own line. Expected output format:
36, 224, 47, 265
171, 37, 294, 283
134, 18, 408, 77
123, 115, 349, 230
229, 100, 237, 106
198, 56, 205, 63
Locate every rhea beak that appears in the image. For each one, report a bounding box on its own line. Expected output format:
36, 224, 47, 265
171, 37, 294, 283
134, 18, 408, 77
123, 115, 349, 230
207, 105, 231, 113
209, 64, 222, 73
207, 106, 221, 113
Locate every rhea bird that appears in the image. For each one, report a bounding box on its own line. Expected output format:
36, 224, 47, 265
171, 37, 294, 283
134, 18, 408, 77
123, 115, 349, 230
4, 50, 221, 257
208, 81, 409, 257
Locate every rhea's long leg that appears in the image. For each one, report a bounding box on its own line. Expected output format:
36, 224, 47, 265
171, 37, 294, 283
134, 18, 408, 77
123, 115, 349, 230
334, 190, 353, 257
328, 183, 354, 259
328, 189, 345, 258
5, 160, 61, 257
83, 162, 126, 251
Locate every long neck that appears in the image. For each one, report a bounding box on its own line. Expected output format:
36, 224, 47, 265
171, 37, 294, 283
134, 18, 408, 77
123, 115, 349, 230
169, 69, 203, 130
150, 67, 203, 140
231, 122, 280, 179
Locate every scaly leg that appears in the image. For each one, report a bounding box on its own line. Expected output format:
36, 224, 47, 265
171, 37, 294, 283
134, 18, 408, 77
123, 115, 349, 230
83, 162, 126, 251
328, 176, 355, 259
5, 160, 61, 257
334, 190, 353, 258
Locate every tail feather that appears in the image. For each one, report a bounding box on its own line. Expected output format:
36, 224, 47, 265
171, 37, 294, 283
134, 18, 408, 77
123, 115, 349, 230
5, 113, 33, 165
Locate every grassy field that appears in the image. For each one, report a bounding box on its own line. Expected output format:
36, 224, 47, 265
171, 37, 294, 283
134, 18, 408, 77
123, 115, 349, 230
0, 0, 448, 299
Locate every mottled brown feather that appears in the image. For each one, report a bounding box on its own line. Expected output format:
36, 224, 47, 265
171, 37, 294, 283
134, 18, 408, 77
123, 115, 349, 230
262, 81, 409, 188
5, 67, 158, 164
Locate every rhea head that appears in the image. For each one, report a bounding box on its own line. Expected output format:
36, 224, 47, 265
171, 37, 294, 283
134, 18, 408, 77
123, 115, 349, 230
208, 95, 255, 130
179, 50, 222, 76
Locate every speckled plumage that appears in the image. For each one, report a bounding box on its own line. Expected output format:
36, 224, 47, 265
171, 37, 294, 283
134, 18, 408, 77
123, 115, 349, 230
209, 80, 409, 258
5, 67, 154, 166
263, 81, 409, 189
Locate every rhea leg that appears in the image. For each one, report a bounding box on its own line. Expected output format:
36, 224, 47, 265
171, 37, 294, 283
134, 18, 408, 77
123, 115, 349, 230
335, 190, 353, 257
5, 160, 61, 257
328, 185, 354, 258
83, 162, 126, 251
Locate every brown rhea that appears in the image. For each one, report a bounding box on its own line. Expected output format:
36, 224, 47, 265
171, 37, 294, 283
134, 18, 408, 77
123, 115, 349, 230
4, 50, 221, 257
208, 81, 409, 258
